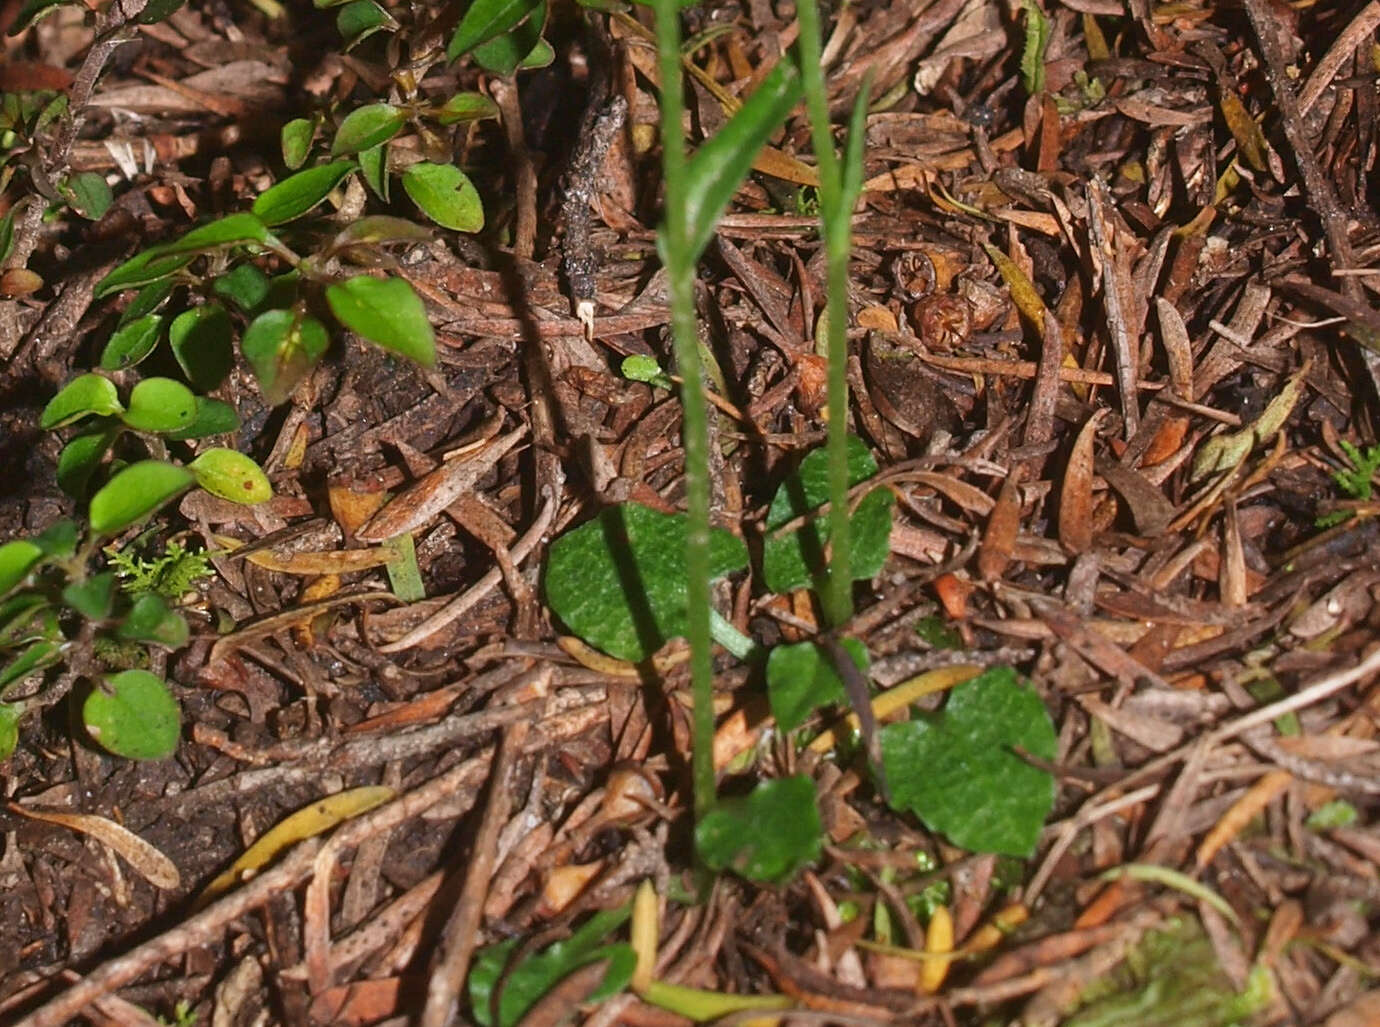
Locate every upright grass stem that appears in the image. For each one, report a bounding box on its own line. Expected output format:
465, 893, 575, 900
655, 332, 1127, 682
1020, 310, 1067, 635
794, 0, 854, 627
650, 0, 717, 824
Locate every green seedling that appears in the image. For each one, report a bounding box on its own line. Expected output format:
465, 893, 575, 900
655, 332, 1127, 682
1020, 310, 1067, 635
1317, 439, 1380, 527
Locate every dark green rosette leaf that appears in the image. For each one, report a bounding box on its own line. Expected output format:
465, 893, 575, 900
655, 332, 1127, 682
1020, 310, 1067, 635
696, 775, 823, 883
88, 461, 194, 536
331, 103, 406, 156
762, 435, 893, 594
188, 448, 272, 505
83, 669, 181, 760
544, 503, 748, 662
40, 374, 123, 429
324, 275, 435, 367
881, 666, 1057, 857
241, 308, 331, 405
446, 0, 541, 61
117, 593, 189, 647
169, 304, 234, 392
766, 638, 867, 733
252, 161, 356, 226
468, 906, 634, 1027
100, 314, 163, 370
120, 377, 197, 434
401, 162, 483, 232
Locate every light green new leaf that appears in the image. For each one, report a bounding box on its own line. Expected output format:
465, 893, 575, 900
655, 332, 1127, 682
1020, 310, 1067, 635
696, 775, 823, 883
252, 161, 356, 225
1020, 0, 1050, 96
446, 0, 541, 61
325, 275, 435, 367
402, 162, 484, 232
121, 378, 197, 434
881, 666, 1056, 857
83, 669, 180, 760
188, 449, 272, 505
40, 374, 122, 429
682, 60, 802, 262
88, 461, 194, 536
0, 702, 20, 759
331, 103, 406, 156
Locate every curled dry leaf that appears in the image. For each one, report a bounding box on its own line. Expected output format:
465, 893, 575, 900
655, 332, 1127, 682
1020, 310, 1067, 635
356, 425, 526, 543
1059, 410, 1104, 553
9, 803, 180, 890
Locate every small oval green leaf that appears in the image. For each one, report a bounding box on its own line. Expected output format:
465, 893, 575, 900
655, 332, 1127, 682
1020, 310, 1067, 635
252, 161, 357, 225
168, 304, 234, 392
241, 308, 331, 405
432, 91, 500, 125
331, 103, 406, 156
325, 275, 435, 367
212, 263, 271, 312
62, 171, 113, 220
281, 118, 315, 170
402, 162, 484, 232
100, 314, 163, 370
117, 594, 190, 647
61, 571, 117, 620
118, 279, 176, 325
166, 398, 240, 441
88, 461, 194, 536
121, 377, 197, 434
471, 1, 547, 76
57, 430, 115, 498
188, 448, 272, 505
337, 0, 393, 48
41, 374, 123, 429
0, 540, 43, 598
0, 702, 21, 760
358, 142, 389, 200
766, 638, 868, 734
83, 669, 181, 760
446, 0, 541, 60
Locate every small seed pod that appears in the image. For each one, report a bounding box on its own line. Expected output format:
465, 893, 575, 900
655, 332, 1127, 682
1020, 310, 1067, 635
889, 250, 937, 301
909, 294, 973, 352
